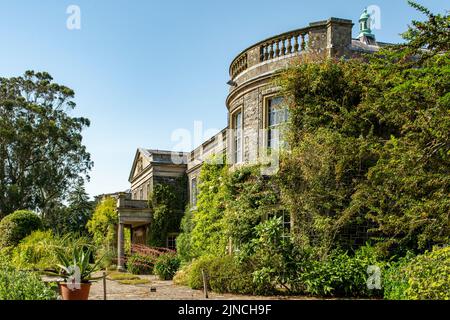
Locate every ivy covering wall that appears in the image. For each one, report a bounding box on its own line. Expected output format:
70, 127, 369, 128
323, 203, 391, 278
147, 175, 188, 247
174, 3, 449, 298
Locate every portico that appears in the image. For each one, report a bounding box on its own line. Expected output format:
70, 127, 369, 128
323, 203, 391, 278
116, 195, 152, 271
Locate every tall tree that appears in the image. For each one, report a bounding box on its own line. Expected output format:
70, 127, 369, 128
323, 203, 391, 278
0, 71, 93, 218
44, 181, 94, 235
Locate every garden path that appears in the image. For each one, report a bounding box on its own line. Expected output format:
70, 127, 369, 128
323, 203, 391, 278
89, 274, 315, 300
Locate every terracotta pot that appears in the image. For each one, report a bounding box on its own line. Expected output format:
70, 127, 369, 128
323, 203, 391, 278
59, 283, 92, 300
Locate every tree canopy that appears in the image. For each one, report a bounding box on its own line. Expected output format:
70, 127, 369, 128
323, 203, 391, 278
0, 71, 93, 218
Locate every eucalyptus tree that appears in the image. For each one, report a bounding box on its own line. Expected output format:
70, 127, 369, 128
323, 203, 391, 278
0, 71, 93, 218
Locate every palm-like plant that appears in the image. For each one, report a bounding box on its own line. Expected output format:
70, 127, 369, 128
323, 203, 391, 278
48, 245, 103, 283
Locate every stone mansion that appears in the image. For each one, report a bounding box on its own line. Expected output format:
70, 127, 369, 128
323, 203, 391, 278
115, 10, 388, 269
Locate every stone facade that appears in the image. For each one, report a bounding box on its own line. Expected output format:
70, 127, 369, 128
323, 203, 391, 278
116, 14, 387, 262
128, 149, 188, 201
128, 16, 388, 207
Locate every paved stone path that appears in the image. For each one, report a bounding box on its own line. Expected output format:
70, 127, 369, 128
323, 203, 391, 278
89, 274, 314, 300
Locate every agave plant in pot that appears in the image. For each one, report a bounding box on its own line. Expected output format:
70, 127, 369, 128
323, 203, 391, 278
48, 245, 102, 300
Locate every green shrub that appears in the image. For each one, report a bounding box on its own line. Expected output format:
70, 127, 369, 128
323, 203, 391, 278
237, 217, 313, 295
10, 231, 93, 271
384, 246, 450, 300
86, 197, 117, 249
300, 245, 383, 297
382, 253, 414, 300
0, 247, 13, 267
0, 265, 56, 300
96, 246, 117, 270
153, 253, 180, 280
184, 255, 256, 294
11, 230, 59, 270
0, 210, 42, 248
207, 256, 255, 295
126, 254, 155, 275
173, 264, 191, 286
186, 255, 215, 290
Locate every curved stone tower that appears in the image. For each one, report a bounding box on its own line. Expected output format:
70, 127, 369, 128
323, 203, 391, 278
225, 18, 355, 165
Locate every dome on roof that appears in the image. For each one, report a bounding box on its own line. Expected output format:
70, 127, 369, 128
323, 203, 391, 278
358, 8, 375, 41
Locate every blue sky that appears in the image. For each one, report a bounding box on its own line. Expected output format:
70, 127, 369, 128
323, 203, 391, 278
0, 0, 447, 198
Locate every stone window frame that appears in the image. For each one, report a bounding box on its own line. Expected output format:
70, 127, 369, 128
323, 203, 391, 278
166, 233, 178, 250
230, 106, 244, 164
262, 93, 288, 150
264, 209, 291, 238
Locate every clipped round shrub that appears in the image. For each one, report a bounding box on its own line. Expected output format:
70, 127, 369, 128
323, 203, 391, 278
126, 254, 155, 275
207, 256, 255, 294
384, 246, 450, 300
187, 255, 216, 290
153, 253, 180, 280
0, 210, 42, 248
184, 255, 256, 294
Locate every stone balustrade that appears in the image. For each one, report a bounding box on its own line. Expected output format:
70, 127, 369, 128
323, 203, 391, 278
259, 29, 309, 62
229, 27, 310, 79
230, 53, 248, 81
117, 195, 149, 209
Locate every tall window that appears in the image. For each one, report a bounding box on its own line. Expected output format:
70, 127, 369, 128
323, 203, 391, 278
167, 234, 177, 250
282, 211, 291, 237
267, 97, 288, 149
191, 178, 198, 207
233, 111, 243, 163
267, 211, 291, 238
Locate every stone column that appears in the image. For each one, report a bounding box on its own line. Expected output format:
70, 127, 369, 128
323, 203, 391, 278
117, 222, 125, 272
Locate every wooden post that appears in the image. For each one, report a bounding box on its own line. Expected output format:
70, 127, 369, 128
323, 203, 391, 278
103, 271, 107, 300
201, 269, 208, 299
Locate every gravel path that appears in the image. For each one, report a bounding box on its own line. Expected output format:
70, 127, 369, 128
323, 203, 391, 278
89, 274, 314, 300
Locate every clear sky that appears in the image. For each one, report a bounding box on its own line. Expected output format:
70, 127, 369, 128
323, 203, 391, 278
0, 0, 447, 198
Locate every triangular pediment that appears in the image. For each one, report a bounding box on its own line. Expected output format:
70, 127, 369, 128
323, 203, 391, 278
128, 149, 152, 183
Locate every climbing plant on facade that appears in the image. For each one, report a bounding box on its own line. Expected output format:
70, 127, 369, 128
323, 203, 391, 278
147, 175, 188, 247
